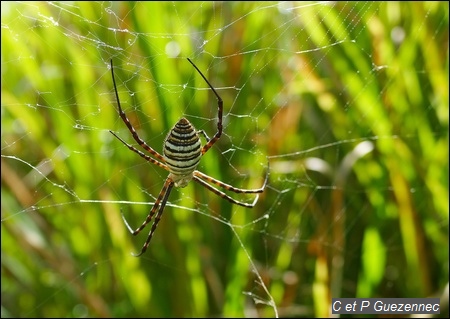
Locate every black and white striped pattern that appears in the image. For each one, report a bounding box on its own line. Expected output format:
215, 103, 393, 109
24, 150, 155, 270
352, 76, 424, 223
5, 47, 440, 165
110, 58, 266, 256
163, 117, 202, 176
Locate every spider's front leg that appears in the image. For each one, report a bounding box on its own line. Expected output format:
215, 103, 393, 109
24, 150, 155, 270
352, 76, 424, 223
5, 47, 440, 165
122, 177, 174, 257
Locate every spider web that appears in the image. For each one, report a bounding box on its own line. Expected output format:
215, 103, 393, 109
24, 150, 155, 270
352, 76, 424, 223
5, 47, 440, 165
1, 2, 448, 318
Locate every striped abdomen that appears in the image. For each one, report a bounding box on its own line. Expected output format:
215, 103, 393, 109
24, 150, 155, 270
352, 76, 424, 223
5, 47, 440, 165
163, 117, 202, 187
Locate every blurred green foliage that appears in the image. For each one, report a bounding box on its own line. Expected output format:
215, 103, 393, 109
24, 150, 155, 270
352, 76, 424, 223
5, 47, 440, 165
1, 2, 448, 318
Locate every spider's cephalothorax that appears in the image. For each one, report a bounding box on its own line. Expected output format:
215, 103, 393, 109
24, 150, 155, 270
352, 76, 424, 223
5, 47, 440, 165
109, 58, 268, 256
163, 117, 201, 187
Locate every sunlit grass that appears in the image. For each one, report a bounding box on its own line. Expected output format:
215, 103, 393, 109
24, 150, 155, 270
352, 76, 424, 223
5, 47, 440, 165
2, 2, 448, 318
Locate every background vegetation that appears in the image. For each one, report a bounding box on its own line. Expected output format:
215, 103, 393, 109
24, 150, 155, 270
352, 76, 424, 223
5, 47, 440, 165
2, 2, 448, 318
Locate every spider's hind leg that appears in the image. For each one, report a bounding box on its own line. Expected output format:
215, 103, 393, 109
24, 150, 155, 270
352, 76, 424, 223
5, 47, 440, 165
197, 129, 210, 142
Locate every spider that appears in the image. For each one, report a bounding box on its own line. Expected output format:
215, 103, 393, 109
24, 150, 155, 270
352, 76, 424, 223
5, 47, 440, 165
109, 58, 267, 256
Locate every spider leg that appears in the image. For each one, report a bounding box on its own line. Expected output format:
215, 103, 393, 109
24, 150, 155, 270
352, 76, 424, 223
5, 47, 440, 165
110, 59, 166, 162
194, 170, 267, 194
192, 160, 270, 207
110, 130, 169, 171
186, 58, 223, 155
193, 175, 260, 208
197, 129, 210, 142
122, 177, 174, 257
